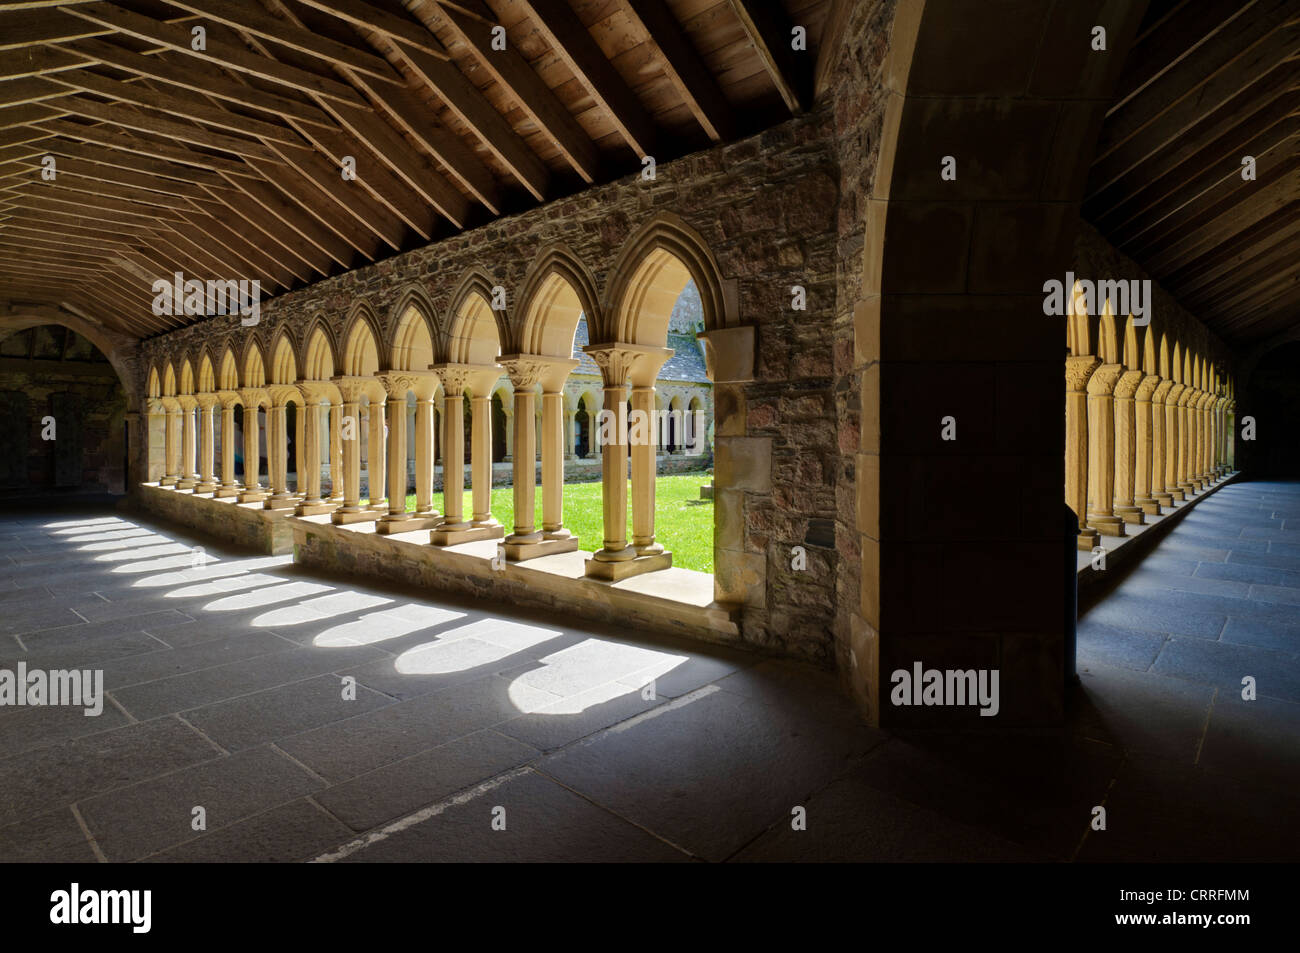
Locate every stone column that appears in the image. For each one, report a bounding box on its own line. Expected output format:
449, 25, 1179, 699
500, 356, 580, 561
630, 353, 672, 558
429, 364, 503, 545
1176, 387, 1197, 497
366, 395, 387, 511
329, 378, 377, 524
1112, 368, 1145, 525
1066, 356, 1099, 549
1086, 363, 1125, 537
1164, 382, 1186, 501
566, 409, 577, 460
376, 373, 413, 532
160, 397, 181, 485
1149, 380, 1172, 507
195, 394, 218, 493
413, 375, 439, 524
585, 343, 673, 580
1198, 391, 1214, 484
1133, 374, 1161, 515
295, 382, 338, 516
1215, 396, 1229, 475
177, 395, 198, 489
264, 384, 299, 510
237, 389, 268, 502
329, 402, 344, 501
214, 391, 241, 497
502, 404, 514, 462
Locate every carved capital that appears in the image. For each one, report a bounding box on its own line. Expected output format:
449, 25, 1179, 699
1135, 374, 1160, 402
375, 371, 419, 398
298, 380, 334, 405
1152, 379, 1174, 403
146, 397, 166, 415
332, 375, 369, 404
1175, 386, 1195, 407
215, 389, 241, 409
266, 383, 300, 407
1114, 369, 1145, 400
160, 396, 181, 413
1086, 363, 1123, 396
237, 387, 268, 408
584, 343, 670, 388
176, 394, 198, 411
1065, 354, 1101, 393
498, 355, 550, 389
1167, 383, 1186, 404
195, 393, 219, 411
432, 362, 498, 397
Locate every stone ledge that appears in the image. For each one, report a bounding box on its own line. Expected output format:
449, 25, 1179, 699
133, 483, 296, 554
1077, 471, 1239, 609
290, 513, 740, 647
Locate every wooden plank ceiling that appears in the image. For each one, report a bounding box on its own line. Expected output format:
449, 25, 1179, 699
1083, 0, 1300, 348
0, 0, 832, 339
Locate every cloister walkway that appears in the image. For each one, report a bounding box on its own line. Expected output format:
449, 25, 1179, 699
0, 492, 1295, 862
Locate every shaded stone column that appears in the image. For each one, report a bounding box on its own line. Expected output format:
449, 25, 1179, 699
264, 384, 299, 510
413, 374, 440, 525
214, 390, 241, 497
1164, 381, 1186, 501
1086, 363, 1125, 537
195, 394, 218, 493
160, 397, 181, 485
502, 404, 514, 462
376, 373, 414, 532
177, 395, 198, 489
237, 389, 268, 502
584, 343, 673, 580
630, 351, 672, 560
1113, 368, 1145, 525
566, 409, 577, 460
1066, 356, 1100, 550
366, 394, 387, 512
1215, 395, 1229, 475
1139, 377, 1165, 512
329, 402, 343, 502
330, 377, 379, 524
1198, 391, 1214, 484
501, 356, 579, 561
429, 364, 503, 545
145, 398, 167, 484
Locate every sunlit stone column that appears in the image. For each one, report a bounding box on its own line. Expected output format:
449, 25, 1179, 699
429, 365, 503, 545
412, 374, 440, 526
366, 394, 387, 512
160, 397, 181, 485
1086, 362, 1125, 537
264, 385, 299, 510
214, 391, 241, 497
145, 398, 167, 485
328, 402, 343, 502
176, 395, 198, 489
502, 402, 514, 463
500, 356, 579, 561
565, 409, 577, 460
376, 373, 414, 532
1113, 368, 1145, 525
236, 389, 268, 502
630, 352, 672, 561
195, 394, 218, 493
584, 344, 673, 580
1066, 355, 1100, 549
1137, 376, 1163, 514
1176, 386, 1197, 498
1198, 390, 1214, 485
295, 382, 337, 516
1164, 380, 1186, 501
329, 378, 378, 524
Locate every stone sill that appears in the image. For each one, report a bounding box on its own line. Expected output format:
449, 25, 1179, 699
291, 513, 740, 647
1076, 471, 1239, 605
134, 483, 740, 647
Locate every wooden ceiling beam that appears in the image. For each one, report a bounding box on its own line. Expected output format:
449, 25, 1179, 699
185, 193, 320, 282
621, 0, 735, 142
292, 0, 449, 60
56, 96, 282, 161
34, 117, 257, 176
727, 0, 810, 115
0, 44, 94, 81
519, 0, 656, 156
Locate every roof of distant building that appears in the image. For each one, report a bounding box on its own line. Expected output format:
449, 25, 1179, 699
570, 319, 710, 384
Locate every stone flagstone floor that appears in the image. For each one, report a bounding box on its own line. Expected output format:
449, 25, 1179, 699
0, 483, 1296, 862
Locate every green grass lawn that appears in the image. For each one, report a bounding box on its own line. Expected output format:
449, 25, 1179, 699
365, 469, 715, 573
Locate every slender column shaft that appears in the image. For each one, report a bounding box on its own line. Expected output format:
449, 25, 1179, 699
543, 393, 568, 535
631, 386, 662, 553
220, 406, 237, 488
1164, 388, 1184, 499
415, 396, 435, 515
197, 403, 215, 488
302, 399, 323, 504
270, 404, 290, 498
387, 394, 408, 517
441, 392, 467, 528
163, 409, 179, 483
598, 384, 630, 557
340, 400, 361, 511
471, 395, 494, 525
180, 406, 197, 482
243, 405, 261, 489
509, 390, 538, 539
367, 398, 387, 509
329, 404, 343, 500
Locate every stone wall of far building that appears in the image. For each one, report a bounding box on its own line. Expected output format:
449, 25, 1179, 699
137, 85, 860, 664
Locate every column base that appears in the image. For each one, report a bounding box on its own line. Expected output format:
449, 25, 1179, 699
429, 522, 505, 546
195, 482, 218, 494
504, 534, 580, 561
1114, 505, 1145, 525
160, 476, 179, 486
214, 485, 242, 499
1169, 488, 1186, 501
1087, 514, 1126, 537
376, 513, 443, 534
585, 550, 672, 581
1135, 498, 1162, 516
332, 507, 382, 525
239, 489, 269, 503
1077, 529, 1101, 551
264, 495, 299, 511
1178, 483, 1198, 498
296, 500, 338, 516
176, 478, 197, 490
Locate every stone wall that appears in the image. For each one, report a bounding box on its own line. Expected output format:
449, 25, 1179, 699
137, 97, 866, 664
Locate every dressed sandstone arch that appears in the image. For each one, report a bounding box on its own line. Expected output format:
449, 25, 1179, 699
265, 329, 304, 511
430, 274, 505, 546
377, 292, 442, 533
333, 303, 387, 524
499, 248, 590, 561
296, 323, 344, 516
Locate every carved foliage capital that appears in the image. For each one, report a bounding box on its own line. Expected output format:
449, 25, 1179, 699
1065, 354, 1101, 393
1135, 375, 1160, 401
215, 389, 241, 409
1086, 363, 1124, 396
1113, 369, 1145, 400
237, 387, 268, 408
1152, 379, 1174, 403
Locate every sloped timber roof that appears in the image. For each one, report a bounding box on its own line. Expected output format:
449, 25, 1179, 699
0, 0, 834, 340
